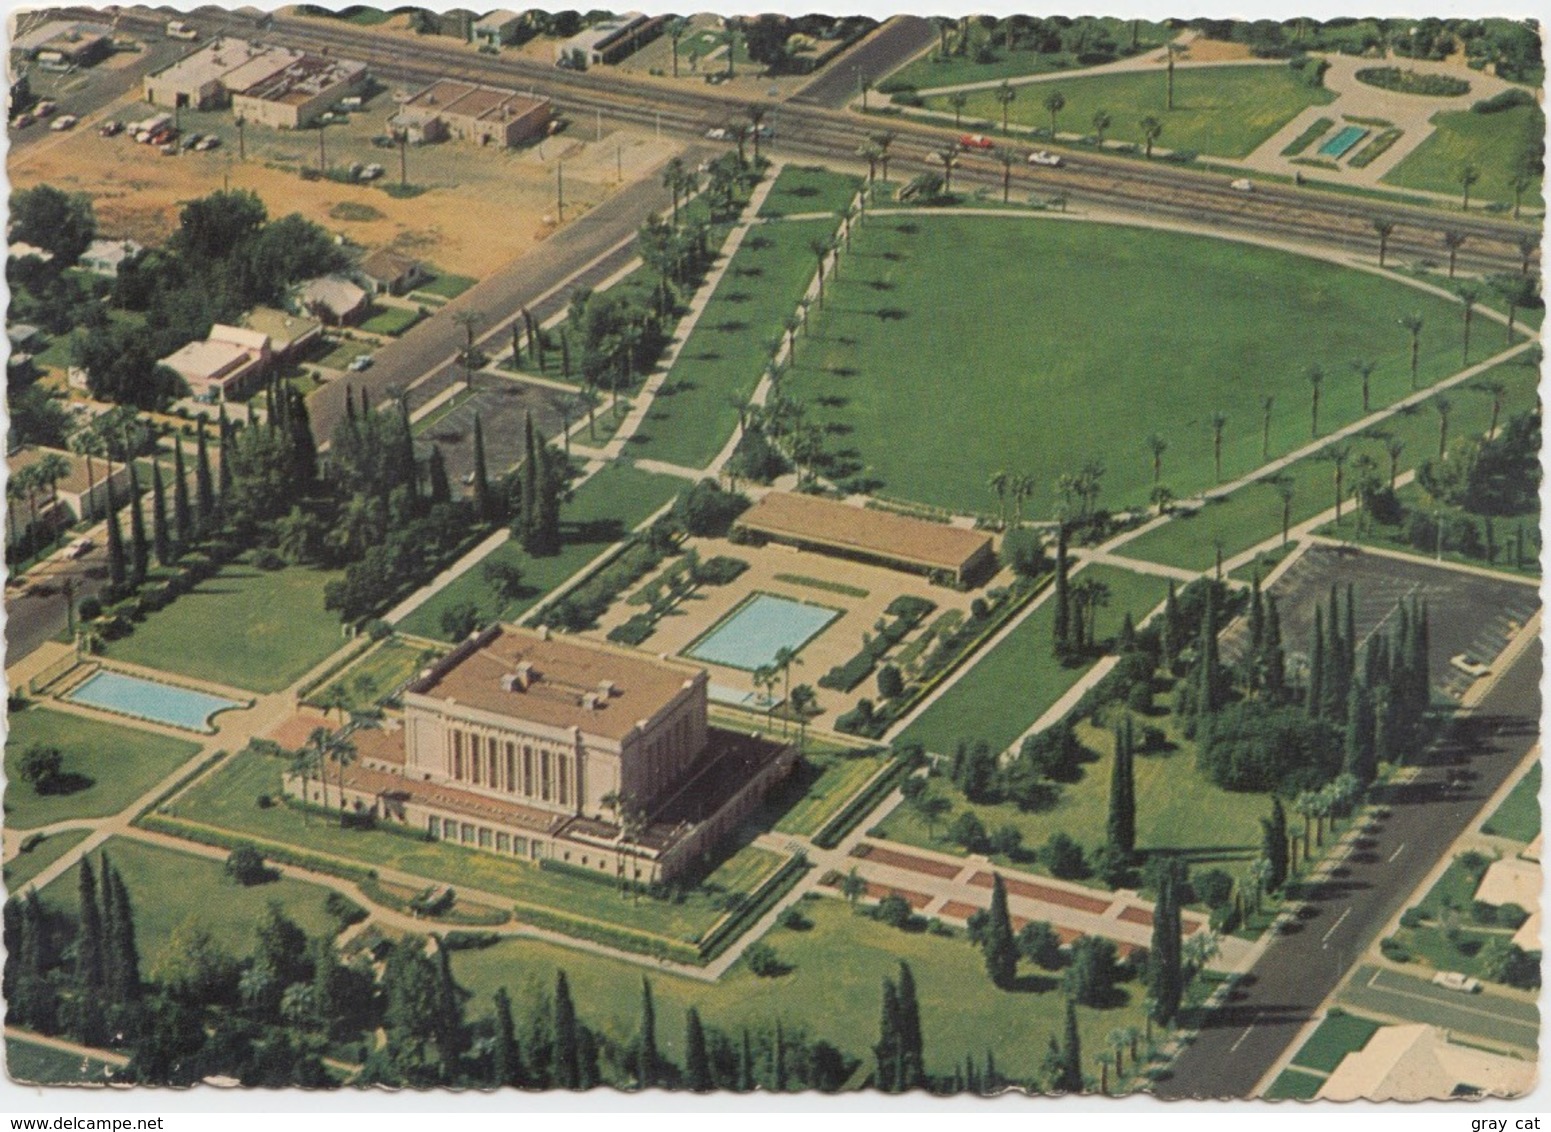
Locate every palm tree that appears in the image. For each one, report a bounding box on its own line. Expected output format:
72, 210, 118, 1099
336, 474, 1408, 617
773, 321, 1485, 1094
986, 471, 1009, 528
307, 727, 333, 811
319, 683, 351, 725
873, 130, 896, 182
772, 646, 802, 733
783, 314, 801, 363
1372, 217, 1395, 267
752, 664, 779, 730
1399, 313, 1424, 389
6, 473, 26, 550
36, 452, 70, 531
1325, 444, 1350, 524
948, 91, 969, 127
857, 140, 882, 182
937, 146, 960, 194
994, 81, 1017, 133
1097, 1050, 1113, 1095
1210, 412, 1228, 482
1150, 483, 1174, 515
1434, 395, 1452, 458
1140, 115, 1162, 158
1349, 453, 1380, 534
995, 147, 1017, 203
809, 238, 832, 307
452, 309, 483, 390
1164, 41, 1182, 109
1456, 283, 1481, 363
1457, 162, 1480, 211
746, 104, 769, 164
1306, 365, 1324, 437
331, 735, 357, 820
662, 156, 685, 224
69, 430, 107, 521
1441, 229, 1467, 278
1351, 358, 1377, 414
1473, 378, 1508, 439
1489, 271, 1534, 341
1517, 233, 1537, 275
1011, 473, 1034, 527
1043, 89, 1065, 139
841, 867, 866, 907
1260, 394, 1275, 461
1146, 433, 1168, 484
1092, 109, 1111, 148
788, 684, 817, 751
666, 16, 687, 77
1385, 436, 1405, 487
1270, 475, 1295, 545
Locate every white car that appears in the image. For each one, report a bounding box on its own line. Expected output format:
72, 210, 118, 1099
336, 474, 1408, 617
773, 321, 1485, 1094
1027, 149, 1063, 167
347, 354, 374, 372
49, 114, 78, 132
1450, 654, 1491, 679
1231, 178, 1255, 192
704, 127, 730, 141
1431, 971, 1482, 994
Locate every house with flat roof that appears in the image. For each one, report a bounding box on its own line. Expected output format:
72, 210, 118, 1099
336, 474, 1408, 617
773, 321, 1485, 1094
6, 445, 133, 537
11, 20, 113, 67
296, 274, 369, 326
144, 39, 365, 123
231, 51, 368, 129
79, 238, 143, 278
390, 78, 551, 148
554, 12, 661, 68
284, 624, 794, 882
159, 324, 271, 402
735, 491, 997, 586
473, 10, 524, 46
1319, 1023, 1534, 1100
358, 249, 429, 296
242, 306, 322, 359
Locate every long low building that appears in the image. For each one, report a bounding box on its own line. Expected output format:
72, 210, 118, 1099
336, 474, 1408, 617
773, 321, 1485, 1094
735, 491, 996, 586
390, 78, 551, 148
159, 324, 271, 402
144, 39, 366, 126
283, 624, 794, 882
7, 444, 133, 536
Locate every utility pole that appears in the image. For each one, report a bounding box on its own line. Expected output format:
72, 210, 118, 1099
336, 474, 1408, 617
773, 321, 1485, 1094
318, 121, 326, 173
236, 114, 245, 159
595, 107, 602, 141
556, 161, 564, 223
616, 142, 622, 182
398, 131, 408, 187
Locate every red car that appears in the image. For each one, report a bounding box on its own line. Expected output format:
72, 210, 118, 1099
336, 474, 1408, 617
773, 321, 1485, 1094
958, 133, 995, 150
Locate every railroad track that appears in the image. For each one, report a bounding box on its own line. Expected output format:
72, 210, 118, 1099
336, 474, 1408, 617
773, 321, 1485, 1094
85, 6, 1540, 275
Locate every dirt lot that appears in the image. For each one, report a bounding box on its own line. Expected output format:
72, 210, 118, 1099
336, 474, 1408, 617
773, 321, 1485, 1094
8, 80, 679, 279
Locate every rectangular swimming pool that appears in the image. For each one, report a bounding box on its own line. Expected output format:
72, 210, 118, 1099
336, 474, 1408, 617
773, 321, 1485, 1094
685, 593, 840, 672
64, 669, 246, 733
1318, 125, 1369, 160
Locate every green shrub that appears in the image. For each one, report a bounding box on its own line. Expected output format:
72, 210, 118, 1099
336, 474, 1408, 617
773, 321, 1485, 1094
1355, 67, 1470, 97
1472, 88, 1536, 113
697, 555, 748, 585
607, 613, 656, 646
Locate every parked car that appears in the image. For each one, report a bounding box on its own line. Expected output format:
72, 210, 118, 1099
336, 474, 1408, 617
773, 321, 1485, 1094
1231, 178, 1255, 192
1027, 149, 1063, 166
35, 100, 57, 118
13, 112, 34, 128
69, 538, 94, 559
179, 132, 201, 150
958, 133, 995, 150
704, 126, 730, 140
361, 163, 384, 181
347, 354, 374, 372
752, 123, 774, 139
194, 135, 220, 151
49, 114, 78, 132
160, 142, 178, 156
98, 119, 124, 137
1450, 654, 1491, 679
1431, 971, 1482, 994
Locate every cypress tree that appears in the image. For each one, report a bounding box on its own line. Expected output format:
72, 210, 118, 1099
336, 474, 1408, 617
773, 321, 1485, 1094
984, 873, 1018, 988
1197, 584, 1222, 716
1148, 860, 1183, 1027
493, 987, 521, 1088
395, 407, 418, 503
1052, 522, 1071, 658
104, 478, 127, 588
874, 975, 901, 1092
1323, 587, 1348, 722
560, 328, 571, 380
288, 389, 319, 486
684, 1008, 711, 1092
1414, 601, 1431, 709
428, 445, 452, 505
773, 1019, 787, 1091
150, 462, 171, 567
636, 976, 658, 1089
738, 1029, 753, 1092
1345, 583, 1358, 681
896, 961, 924, 1090
1264, 596, 1286, 700
1307, 608, 1325, 720
74, 857, 107, 1041
432, 940, 468, 1076
127, 464, 148, 587
172, 437, 191, 552
520, 410, 538, 536
1108, 717, 1136, 858
553, 971, 580, 1089
1058, 998, 1083, 1093
194, 422, 215, 536
1160, 581, 1181, 671
345, 384, 357, 424
471, 413, 492, 523
1117, 611, 1137, 653
529, 433, 563, 555
1344, 684, 1377, 785
216, 404, 233, 504
1246, 572, 1264, 692
1263, 797, 1290, 892
102, 857, 141, 1006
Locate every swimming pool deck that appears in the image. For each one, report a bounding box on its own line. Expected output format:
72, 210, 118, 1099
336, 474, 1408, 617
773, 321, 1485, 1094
683, 591, 842, 672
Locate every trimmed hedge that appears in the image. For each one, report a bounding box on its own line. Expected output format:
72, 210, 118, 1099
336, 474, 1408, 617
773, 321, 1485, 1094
812, 756, 914, 850
137, 813, 376, 885
1472, 88, 1536, 114
1355, 67, 1469, 97
511, 898, 702, 965
697, 853, 809, 961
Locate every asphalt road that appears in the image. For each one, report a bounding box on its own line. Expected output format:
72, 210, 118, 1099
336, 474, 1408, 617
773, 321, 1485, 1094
4, 546, 110, 662
1155, 630, 1543, 1099
1341, 964, 1539, 1051
790, 16, 936, 108
9, 37, 185, 149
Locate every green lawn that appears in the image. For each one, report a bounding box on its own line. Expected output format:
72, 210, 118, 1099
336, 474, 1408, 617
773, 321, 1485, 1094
627, 218, 836, 469
4, 707, 201, 830
167, 748, 760, 944
1291, 1012, 1381, 1073
5, 1037, 117, 1085
397, 462, 686, 640
318, 338, 367, 370
106, 563, 347, 692
450, 894, 1150, 1085
758, 165, 864, 218
786, 213, 1478, 519
39, 837, 340, 974
887, 20, 1172, 90
772, 749, 891, 836
1264, 1067, 1325, 1100
1120, 358, 1542, 571
881, 691, 1268, 868
417, 271, 478, 299
1483, 762, 1540, 843
1387, 857, 1517, 980
924, 64, 1335, 158
900, 565, 1170, 756
3, 828, 91, 891
308, 638, 445, 713
360, 305, 424, 336
1383, 104, 1544, 212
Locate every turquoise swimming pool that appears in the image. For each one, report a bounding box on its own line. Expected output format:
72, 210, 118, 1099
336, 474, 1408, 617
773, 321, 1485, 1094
65, 669, 245, 733
685, 593, 840, 672
1318, 125, 1369, 160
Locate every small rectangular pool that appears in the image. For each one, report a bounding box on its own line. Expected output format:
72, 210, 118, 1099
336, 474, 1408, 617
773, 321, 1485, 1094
685, 593, 840, 672
64, 669, 246, 733
1318, 125, 1369, 160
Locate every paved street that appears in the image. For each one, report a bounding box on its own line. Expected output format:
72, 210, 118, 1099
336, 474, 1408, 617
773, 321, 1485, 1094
791, 16, 936, 108
1340, 965, 1540, 1051
1155, 626, 1542, 1098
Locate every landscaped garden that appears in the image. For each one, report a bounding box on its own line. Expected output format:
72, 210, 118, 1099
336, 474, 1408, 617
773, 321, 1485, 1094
920, 63, 1334, 158
306, 637, 446, 714
449, 893, 1151, 1085
2, 828, 91, 890
1382, 103, 1544, 212
785, 213, 1481, 519
104, 562, 346, 693
4, 707, 201, 829
360, 305, 424, 337
886, 17, 1172, 90
1383, 853, 1537, 987
1483, 762, 1540, 843
771, 745, 893, 837
397, 462, 687, 640
757, 165, 863, 219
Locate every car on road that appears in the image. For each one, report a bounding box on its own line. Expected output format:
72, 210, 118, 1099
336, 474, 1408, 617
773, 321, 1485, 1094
1231, 178, 1255, 192
705, 127, 730, 140
50, 114, 78, 132
958, 133, 995, 150
348, 354, 373, 372
194, 135, 220, 151
179, 132, 202, 151
1450, 654, 1491, 678
35, 101, 57, 118
1027, 149, 1063, 167
99, 120, 124, 137
1431, 971, 1482, 994
13, 112, 34, 128
68, 538, 94, 559
461, 472, 477, 486
752, 123, 774, 139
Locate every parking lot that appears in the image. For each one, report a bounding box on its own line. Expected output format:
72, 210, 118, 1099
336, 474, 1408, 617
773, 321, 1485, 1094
412, 374, 573, 488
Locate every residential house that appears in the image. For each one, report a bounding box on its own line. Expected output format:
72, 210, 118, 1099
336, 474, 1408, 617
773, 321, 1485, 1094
296, 274, 369, 326
242, 306, 323, 360
358, 249, 429, 296
159, 324, 271, 401
79, 238, 144, 278
7, 444, 133, 536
